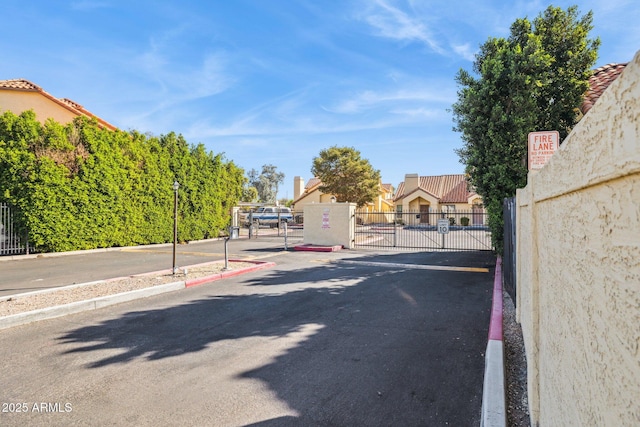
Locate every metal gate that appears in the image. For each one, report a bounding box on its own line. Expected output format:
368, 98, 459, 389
233, 207, 304, 245
503, 197, 517, 303
1, 202, 33, 256
354, 210, 492, 251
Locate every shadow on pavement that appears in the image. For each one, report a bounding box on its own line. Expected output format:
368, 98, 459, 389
57, 251, 495, 425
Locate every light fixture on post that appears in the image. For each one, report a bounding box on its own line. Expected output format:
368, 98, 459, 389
172, 180, 179, 275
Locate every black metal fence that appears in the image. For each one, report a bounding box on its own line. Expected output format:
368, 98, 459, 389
354, 210, 492, 251
234, 208, 304, 242
1, 202, 33, 256
503, 197, 517, 304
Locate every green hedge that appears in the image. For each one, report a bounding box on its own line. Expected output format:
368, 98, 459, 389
0, 110, 244, 252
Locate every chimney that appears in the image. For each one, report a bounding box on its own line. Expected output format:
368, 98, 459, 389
404, 173, 419, 193
293, 176, 304, 200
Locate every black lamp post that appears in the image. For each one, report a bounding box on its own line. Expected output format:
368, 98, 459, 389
172, 180, 179, 275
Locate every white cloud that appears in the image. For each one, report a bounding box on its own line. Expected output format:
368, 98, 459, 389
360, 0, 444, 54
325, 87, 453, 114
452, 43, 477, 62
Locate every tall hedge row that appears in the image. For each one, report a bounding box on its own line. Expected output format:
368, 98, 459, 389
0, 110, 244, 252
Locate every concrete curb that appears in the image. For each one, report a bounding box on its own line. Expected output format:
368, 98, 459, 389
0, 260, 275, 330
0, 237, 235, 262
293, 244, 343, 252
481, 256, 506, 427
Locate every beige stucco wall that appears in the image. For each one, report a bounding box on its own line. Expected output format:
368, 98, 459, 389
303, 203, 356, 248
516, 50, 640, 426
0, 91, 79, 125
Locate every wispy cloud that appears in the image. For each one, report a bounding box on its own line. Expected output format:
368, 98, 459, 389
183, 83, 452, 143
359, 0, 444, 54
452, 43, 477, 62
325, 87, 453, 114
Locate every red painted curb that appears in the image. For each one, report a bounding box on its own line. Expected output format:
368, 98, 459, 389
184, 261, 276, 288
488, 256, 503, 341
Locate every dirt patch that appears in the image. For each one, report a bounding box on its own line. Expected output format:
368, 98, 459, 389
0, 261, 256, 317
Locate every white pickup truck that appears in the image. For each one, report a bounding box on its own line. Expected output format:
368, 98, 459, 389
243, 206, 293, 227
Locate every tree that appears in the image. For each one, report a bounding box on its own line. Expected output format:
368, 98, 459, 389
311, 146, 381, 208
241, 185, 259, 203
247, 164, 284, 203
452, 5, 599, 251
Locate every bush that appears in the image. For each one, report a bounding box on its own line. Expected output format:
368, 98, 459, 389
0, 111, 244, 252
448, 217, 456, 226
460, 217, 470, 226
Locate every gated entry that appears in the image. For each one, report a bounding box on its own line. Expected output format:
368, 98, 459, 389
354, 210, 492, 251
1, 202, 33, 256
233, 207, 304, 243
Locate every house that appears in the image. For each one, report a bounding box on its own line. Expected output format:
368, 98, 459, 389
292, 176, 395, 220
580, 63, 627, 115
0, 79, 117, 130
393, 173, 484, 226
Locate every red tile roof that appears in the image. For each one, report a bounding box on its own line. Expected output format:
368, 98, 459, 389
0, 79, 42, 91
581, 63, 627, 114
395, 174, 476, 204
0, 78, 117, 130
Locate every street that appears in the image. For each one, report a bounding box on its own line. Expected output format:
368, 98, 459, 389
0, 247, 495, 426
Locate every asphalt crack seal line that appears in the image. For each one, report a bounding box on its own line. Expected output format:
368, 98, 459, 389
336, 260, 489, 273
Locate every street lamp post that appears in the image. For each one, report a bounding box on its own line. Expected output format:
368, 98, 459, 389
172, 180, 179, 275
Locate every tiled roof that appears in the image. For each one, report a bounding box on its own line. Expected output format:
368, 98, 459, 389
0, 78, 117, 130
441, 179, 473, 203
395, 174, 474, 204
581, 63, 627, 114
0, 79, 42, 91
305, 177, 322, 190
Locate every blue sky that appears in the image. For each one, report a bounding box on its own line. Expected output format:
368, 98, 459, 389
2, 1, 638, 199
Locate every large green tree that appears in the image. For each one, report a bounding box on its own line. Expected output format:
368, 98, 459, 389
311, 146, 381, 208
452, 5, 599, 251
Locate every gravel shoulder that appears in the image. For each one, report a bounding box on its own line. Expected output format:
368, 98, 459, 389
0, 261, 255, 317
503, 289, 531, 426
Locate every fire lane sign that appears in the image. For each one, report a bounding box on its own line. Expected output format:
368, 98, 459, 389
528, 130, 559, 170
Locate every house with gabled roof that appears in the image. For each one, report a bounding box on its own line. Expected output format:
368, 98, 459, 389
0, 79, 117, 130
292, 176, 395, 217
393, 173, 484, 225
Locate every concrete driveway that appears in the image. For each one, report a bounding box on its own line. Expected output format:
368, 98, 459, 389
0, 247, 495, 426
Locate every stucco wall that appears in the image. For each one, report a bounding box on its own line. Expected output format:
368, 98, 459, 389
303, 203, 356, 248
0, 91, 78, 124
516, 51, 640, 426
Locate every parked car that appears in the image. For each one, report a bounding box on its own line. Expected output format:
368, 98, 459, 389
243, 206, 293, 227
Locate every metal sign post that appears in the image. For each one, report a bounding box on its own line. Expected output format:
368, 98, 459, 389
437, 218, 449, 249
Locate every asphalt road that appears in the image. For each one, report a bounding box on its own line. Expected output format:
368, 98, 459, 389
0, 246, 495, 426
0, 237, 296, 297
